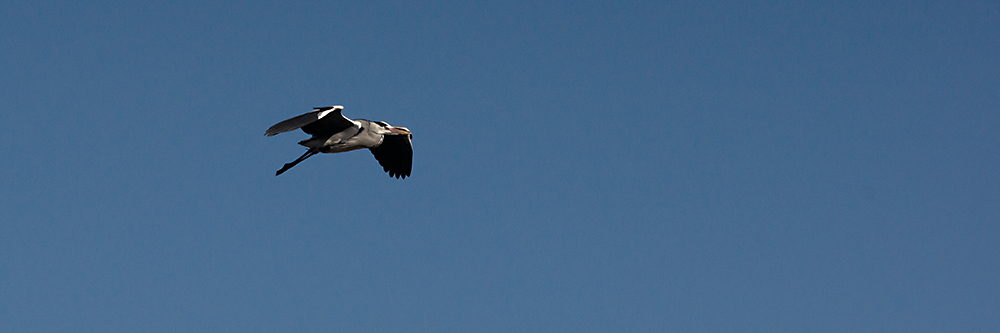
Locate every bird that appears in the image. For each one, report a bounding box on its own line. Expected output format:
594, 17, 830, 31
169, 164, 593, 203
265, 105, 412, 178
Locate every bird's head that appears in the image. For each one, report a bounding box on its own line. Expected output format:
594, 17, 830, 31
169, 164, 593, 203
372, 121, 411, 136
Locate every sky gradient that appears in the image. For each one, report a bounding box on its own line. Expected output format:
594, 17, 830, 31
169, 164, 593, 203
2, 1, 998, 332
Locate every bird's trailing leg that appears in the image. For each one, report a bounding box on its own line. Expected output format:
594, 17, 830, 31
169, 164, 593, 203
276, 149, 319, 176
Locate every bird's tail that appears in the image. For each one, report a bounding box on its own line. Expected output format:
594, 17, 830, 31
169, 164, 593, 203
276, 149, 319, 176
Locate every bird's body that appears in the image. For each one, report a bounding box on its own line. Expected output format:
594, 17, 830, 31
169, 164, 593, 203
266, 105, 412, 178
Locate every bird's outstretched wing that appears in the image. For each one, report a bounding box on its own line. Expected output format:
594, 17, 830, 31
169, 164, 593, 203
369, 134, 413, 179
265, 106, 354, 137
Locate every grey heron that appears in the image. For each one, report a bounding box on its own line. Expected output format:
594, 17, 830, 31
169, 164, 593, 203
265, 105, 412, 178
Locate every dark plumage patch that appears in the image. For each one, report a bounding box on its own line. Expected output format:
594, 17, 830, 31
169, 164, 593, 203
301, 112, 354, 136
369, 134, 413, 179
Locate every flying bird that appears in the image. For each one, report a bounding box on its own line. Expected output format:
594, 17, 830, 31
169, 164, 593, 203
265, 105, 412, 178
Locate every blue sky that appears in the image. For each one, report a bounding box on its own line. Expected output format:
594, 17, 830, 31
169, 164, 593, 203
2, 1, 997, 332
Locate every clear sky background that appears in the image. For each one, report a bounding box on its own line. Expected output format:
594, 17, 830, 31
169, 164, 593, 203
2, 1, 998, 332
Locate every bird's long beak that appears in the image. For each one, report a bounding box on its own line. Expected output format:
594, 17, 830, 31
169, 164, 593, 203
389, 127, 411, 135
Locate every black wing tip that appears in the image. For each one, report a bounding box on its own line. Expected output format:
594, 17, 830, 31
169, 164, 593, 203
313, 106, 335, 110
381, 165, 409, 179
369, 133, 412, 180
